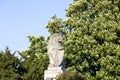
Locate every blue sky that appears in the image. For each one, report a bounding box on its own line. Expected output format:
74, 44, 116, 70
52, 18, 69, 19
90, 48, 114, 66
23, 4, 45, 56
0, 0, 73, 53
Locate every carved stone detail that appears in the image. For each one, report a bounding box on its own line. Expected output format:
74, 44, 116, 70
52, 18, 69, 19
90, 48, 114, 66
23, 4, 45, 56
47, 33, 64, 67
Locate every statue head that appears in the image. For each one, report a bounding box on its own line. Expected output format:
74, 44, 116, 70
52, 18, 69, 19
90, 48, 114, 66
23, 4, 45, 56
48, 33, 63, 49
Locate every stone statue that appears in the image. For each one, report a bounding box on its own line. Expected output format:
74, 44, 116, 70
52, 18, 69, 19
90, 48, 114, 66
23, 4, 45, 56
47, 33, 64, 67
44, 33, 65, 80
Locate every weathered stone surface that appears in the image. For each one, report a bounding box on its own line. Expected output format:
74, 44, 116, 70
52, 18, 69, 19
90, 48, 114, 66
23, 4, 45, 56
47, 33, 64, 67
44, 67, 65, 80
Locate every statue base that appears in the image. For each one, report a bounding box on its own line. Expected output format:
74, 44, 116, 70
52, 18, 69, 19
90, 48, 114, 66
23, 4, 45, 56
44, 67, 65, 80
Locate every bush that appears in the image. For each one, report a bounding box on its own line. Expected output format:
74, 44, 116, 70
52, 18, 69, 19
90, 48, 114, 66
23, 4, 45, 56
56, 72, 86, 80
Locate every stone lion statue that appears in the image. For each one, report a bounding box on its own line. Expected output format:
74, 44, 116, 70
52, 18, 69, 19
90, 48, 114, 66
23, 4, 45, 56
47, 33, 64, 67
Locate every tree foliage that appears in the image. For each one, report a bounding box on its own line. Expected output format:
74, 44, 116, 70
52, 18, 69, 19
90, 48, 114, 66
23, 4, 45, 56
0, 47, 21, 80
56, 71, 86, 80
20, 36, 49, 80
46, 0, 120, 79
46, 15, 63, 34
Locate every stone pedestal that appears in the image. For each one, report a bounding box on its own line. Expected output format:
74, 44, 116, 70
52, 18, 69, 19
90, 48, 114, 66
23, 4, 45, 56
44, 67, 65, 80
